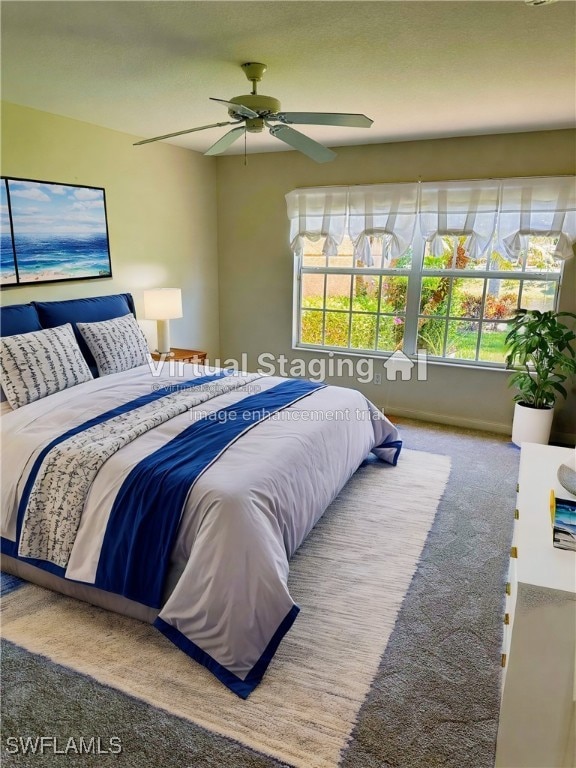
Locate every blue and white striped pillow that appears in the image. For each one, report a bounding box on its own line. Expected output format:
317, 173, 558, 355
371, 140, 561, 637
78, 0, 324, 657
0, 323, 93, 410
77, 313, 150, 376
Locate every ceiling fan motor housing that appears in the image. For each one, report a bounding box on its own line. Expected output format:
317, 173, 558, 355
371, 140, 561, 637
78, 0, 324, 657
228, 94, 281, 132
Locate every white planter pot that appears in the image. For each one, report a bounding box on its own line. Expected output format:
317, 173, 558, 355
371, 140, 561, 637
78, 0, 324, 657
511, 402, 554, 447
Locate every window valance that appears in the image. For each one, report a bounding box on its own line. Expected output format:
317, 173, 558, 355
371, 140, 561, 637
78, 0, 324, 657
285, 176, 576, 262
286, 188, 348, 258
497, 177, 576, 261
419, 181, 500, 260
348, 184, 419, 266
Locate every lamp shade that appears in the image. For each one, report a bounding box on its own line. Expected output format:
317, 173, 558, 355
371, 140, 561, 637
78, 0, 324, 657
143, 289, 183, 320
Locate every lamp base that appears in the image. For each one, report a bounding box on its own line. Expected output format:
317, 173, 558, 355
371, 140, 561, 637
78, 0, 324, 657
156, 319, 171, 355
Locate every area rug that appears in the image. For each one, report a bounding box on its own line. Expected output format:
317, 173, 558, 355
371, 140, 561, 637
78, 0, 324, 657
1, 448, 449, 768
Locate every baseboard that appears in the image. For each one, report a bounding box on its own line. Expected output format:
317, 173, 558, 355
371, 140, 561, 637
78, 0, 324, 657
382, 405, 575, 446
381, 405, 511, 435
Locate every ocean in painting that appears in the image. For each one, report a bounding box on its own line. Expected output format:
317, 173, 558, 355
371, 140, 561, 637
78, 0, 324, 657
1, 233, 17, 284
12, 233, 111, 283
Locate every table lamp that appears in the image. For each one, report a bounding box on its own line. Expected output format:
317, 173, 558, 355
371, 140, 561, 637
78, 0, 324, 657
143, 288, 183, 354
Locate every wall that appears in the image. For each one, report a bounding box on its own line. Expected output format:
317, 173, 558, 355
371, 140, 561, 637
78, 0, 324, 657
0, 102, 220, 356
216, 130, 576, 443
2, 107, 574, 440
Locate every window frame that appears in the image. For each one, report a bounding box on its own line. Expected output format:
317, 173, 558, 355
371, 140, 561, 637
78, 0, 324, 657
293, 235, 564, 369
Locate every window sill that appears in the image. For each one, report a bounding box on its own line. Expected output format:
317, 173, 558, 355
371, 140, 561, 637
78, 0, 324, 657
292, 343, 512, 373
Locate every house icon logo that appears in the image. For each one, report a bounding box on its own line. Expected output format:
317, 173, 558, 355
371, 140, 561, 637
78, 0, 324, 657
382, 350, 428, 381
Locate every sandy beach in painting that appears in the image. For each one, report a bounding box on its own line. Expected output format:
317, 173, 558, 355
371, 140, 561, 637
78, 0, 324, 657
18, 269, 80, 283
1, 273, 17, 286
2, 265, 111, 285
1, 267, 77, 285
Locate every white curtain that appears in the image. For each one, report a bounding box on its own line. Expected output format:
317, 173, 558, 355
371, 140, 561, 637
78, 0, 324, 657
348, 184, 418, 266
419, 180, 500, 260
286, 178, 576, 263
285, 188, 348, 258
497, 177, 576, 261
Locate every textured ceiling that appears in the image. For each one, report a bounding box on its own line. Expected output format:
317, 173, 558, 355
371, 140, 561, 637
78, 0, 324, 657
1, 1, 575, 156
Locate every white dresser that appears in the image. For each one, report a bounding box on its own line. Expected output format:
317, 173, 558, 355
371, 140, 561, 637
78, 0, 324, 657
496, 443, 576, 768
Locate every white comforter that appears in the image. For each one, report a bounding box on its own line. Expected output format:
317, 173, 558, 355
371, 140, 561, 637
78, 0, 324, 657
1, 364, 401, 697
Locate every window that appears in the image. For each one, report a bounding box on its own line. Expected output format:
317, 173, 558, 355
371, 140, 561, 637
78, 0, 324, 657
288, 178, 574, 367
299, 235, 412, 353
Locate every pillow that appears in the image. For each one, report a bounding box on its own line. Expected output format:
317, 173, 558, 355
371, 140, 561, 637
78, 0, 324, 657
34, 294, 136, 376
76, 313, 150, 376
0, 303, 42, 337
0, 304, 44, 402
0, 324, 93, 410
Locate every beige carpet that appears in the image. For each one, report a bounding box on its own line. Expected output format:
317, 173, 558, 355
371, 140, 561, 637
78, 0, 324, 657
1, 448, 450, 768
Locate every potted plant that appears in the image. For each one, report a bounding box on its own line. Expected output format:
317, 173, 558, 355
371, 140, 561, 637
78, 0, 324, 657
505, 308, 576, 446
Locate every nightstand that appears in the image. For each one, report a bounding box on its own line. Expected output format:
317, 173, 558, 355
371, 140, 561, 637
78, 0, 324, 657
151, 347, 207, 364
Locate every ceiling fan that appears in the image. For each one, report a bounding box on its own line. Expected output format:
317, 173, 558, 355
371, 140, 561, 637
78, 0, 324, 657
134, 62, 373, 163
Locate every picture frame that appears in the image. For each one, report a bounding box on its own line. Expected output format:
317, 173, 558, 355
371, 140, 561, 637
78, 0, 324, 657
1, 176, 112, 287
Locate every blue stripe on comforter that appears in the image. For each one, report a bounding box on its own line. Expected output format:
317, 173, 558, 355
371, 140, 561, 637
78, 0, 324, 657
94, 378, 325, 608
154, 604, 301, 700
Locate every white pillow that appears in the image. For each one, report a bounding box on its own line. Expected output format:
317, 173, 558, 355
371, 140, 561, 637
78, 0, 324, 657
77, 313, 150, 376
0, 323, 93, 410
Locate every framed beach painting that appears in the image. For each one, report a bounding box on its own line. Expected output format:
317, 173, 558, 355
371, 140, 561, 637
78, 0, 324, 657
1, 177, 112, 286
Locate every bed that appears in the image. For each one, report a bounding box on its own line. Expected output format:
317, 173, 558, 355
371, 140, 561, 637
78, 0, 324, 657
0, 293, 401, 698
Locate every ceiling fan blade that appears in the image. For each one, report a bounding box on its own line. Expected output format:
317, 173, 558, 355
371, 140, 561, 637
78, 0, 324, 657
268, 125, 336, 163
133, 120, 241, 146
209, 97, 259, 119
204, 126, 246, 156
276, 112, 373, 128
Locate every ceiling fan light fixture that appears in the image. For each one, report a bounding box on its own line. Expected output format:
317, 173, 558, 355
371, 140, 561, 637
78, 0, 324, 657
245, 117, 265, 134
